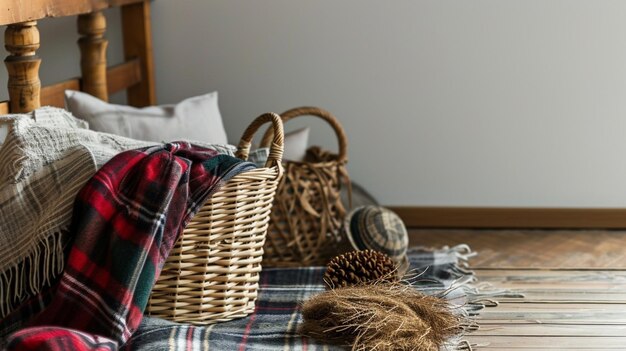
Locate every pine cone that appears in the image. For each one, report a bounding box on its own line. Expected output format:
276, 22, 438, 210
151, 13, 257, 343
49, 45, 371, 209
324, 250, 399, 289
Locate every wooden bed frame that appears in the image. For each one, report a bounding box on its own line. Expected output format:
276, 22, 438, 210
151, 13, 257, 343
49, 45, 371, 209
0, 0, 155, 115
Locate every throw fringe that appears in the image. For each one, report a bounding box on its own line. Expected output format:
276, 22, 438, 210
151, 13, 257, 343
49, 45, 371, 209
0, 232, 66, 318
444, 244, 524, 351
414, 245, 525, 351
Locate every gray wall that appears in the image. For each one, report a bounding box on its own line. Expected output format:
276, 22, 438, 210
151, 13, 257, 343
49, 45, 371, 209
5, 1, 626, 207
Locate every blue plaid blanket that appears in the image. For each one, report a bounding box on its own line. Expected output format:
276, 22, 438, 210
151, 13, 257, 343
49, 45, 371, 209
122, 246, 479, 351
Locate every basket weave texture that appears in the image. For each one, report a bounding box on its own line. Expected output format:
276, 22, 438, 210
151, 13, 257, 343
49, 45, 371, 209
146, 113, 284, 324
260, 107, 351, 267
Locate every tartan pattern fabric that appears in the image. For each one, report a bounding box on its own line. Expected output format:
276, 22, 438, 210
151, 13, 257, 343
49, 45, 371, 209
6, 327, 118, 351
345, 206, 408, 263
122, 247, 471, 351
1, 247, 474, 350
2, 142, 255, 351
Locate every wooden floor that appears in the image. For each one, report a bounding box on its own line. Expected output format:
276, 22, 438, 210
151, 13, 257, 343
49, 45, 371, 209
407, 229, 626, 350
409, 229, 626, 268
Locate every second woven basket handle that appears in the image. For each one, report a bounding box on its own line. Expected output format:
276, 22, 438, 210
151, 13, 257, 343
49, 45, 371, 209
260, 106, 348, 163
236, 112, 285, 169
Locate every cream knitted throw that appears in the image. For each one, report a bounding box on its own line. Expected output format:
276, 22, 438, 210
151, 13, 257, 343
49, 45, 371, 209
0, 107, 235, 318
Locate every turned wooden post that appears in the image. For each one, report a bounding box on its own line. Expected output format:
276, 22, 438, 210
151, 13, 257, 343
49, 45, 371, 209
121, 0, 156, 106
5, 21, 41, 113
78, 11, 108, 101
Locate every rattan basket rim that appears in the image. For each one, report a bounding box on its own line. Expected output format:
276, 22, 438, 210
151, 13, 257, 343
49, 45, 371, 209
260, 106, 348, 163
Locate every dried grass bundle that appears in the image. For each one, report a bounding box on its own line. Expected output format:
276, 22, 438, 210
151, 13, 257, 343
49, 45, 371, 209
300, 283, 461, 351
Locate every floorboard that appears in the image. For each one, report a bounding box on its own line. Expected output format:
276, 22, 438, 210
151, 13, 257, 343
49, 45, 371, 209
461, 267, 626, 350
409, 229, 626, 268
408, 229, 626, 350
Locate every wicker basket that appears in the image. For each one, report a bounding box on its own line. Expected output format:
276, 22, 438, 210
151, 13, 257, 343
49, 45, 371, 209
259, 107, 351, 267
146, 113, 284, 324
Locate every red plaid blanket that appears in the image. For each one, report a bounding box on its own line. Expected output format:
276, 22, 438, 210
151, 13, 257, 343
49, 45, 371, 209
4, 142, 255, 351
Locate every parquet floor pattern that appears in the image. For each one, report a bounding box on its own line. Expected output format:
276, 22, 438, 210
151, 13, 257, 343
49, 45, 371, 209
408, 229, 626, 350
409, 229, 626, 268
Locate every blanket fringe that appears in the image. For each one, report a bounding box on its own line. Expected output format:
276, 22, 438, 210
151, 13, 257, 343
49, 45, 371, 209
419, 245, 525, 351
0, 231, 66, 318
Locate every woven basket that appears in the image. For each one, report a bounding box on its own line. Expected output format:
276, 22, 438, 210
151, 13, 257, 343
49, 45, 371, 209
146, 113, 284, 324
259, 107, 351, 267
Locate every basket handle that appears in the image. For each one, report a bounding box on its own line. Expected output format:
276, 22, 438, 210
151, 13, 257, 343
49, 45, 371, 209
259, 106, 348, 163
236, 112, 285, 169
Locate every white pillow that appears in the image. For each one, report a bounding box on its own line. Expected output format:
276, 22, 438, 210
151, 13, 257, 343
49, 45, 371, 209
0, 123, 9, 145
64, 90, 228, 144
249, 127, 310, 167
283, 127, 309, 162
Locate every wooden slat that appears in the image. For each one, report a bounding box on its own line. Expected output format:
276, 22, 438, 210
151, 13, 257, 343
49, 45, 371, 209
463, 336, 626, 349
0, 102, 9, 115
466, 267, 626, 349
496, 294, 626, 303
454, 243, 626, 349
478, 303, 626, 313
10, 60, 141, 110
392, 206, 626, 229
476, 269, 626, 281
0, 0, 144, 26
472, 324, 626, 337
479, 320, 626, 325
477, 312, 626, 322
476, 268, 626, 274
479, 281, 626, 291
106, 59, 142, 94
409, 229, 626, 268
40, 79, 80, 107
121, 0, 155, 107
